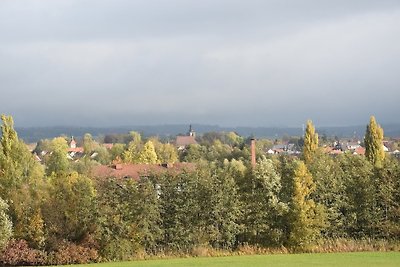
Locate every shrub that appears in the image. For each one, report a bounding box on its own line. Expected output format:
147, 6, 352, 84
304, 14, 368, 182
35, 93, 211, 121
100, 238, 137, 261
49, 241, 99, 265
0, 239, 47, 266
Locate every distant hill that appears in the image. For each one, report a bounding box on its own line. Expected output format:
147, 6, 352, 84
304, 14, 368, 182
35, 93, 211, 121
15, 124, 400, 143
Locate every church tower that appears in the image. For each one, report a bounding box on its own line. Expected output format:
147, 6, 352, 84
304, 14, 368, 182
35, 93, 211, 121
188, 124, 196, 137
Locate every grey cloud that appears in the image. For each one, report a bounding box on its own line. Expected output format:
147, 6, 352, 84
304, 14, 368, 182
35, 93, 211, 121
0, 0, 399, 127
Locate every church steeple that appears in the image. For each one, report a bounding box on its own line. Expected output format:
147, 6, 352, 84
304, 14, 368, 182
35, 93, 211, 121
70, 136, 77, 148
188, 124, 195, 137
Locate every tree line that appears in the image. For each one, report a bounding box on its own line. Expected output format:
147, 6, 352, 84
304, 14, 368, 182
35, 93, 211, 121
0, 115, 399, 265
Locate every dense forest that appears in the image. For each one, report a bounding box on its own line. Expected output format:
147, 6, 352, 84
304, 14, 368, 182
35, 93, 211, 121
0, 114, 399, 265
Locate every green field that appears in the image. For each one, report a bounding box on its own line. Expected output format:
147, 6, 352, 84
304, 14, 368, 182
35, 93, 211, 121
74, 252, 400, 267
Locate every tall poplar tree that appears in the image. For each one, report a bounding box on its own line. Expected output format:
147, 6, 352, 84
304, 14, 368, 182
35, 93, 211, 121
364, 116, 385, 168
288, 161, 326, 248
303, 120, 318, 164
0, 115, 44, 196
0, 115, 21, 193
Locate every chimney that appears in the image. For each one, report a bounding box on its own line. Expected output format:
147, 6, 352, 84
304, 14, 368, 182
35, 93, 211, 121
114, 163, 123, 170
251, 138, 256, 168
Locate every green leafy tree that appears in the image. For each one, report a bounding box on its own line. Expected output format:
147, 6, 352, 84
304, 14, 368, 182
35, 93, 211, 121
96, 179, 140, 260
122, 131, 142, 163
46, 137, 70, 175
129, 131, 142, 144
239, 157, 287, 246
338, 154, 376, 237
10, 181, 49, 249
93, 146, 111, 165
195, 162, 241, 248
0, 115, 44, 196
372, 157, 400, 238
43, 172, 97, 242
308, 153, 347, 237
110, 143, 125, 161
0, 197, 12, 249
364, 116, 385, 168
0, 116, 48, 250
156, 143, 178, 164
130, 177, 162, 252
180, 144, 207, 162
206, 140, 232, 162
83, 133, 95, 156
157, 171, 199, 250
303, 120, 318, 164
226, 132, 244, 147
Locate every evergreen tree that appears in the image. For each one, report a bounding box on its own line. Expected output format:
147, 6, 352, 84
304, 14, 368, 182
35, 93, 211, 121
303, 120, 318, 164
364, 116, 385, 168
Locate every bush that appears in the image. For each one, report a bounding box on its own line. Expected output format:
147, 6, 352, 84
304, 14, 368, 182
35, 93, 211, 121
100, 238, 137, 261
0, 239, 47, 266
49, 241, 99, 265
309, 238, 400, 253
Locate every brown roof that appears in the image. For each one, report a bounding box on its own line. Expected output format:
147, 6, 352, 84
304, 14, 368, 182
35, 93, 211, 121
353, 147, 366, 155
176, 136, 197, 147
68, 147, 84, 153
92, 162, 196, 180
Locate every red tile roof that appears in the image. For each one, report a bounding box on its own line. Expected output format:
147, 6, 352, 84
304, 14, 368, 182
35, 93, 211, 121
68, 147, 84, 153
92, 162, 196, 180
176, 136, 197, 147
353, 147, 366, 155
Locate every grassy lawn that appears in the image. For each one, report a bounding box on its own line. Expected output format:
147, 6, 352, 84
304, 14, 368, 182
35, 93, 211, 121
73, 252, 400, 267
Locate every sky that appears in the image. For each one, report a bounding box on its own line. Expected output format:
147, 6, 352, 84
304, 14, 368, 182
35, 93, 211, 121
0, 0, 399, 127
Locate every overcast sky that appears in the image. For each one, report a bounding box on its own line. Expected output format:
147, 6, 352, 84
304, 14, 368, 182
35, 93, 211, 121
0, 0, 399, 127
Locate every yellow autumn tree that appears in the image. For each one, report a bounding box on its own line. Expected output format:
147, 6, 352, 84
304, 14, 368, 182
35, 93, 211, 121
303, 120, 318, 164
364, 116, 385, 168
